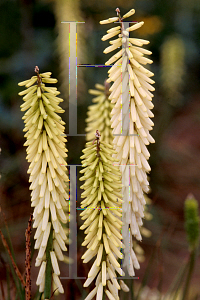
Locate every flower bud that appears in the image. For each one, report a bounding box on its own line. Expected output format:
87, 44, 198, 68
185, 194, 200, 250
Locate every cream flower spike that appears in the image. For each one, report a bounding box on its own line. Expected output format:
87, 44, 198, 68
80, 130, 126, 300
18, 66, 69, 294
100, 8, 155, 276
86, 81, 114, 145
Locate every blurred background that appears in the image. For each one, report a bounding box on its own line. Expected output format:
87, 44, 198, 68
0, 0, 200, 299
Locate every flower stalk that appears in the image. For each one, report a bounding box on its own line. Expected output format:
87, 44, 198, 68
18, 66, 69, 295
161, 35, 185, 106
86, 81, 114, 144
100, 8, 155, 276
80, 130, 129, 300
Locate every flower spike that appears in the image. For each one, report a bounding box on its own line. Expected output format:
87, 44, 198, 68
100, 8, 155, 276
80, 131, 127, 300
19, 66, 69, 295
86, 81, 114, 144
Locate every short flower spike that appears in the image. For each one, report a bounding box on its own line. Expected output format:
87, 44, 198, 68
86, 81, 114, 144
80, 131, 128, 300
18, 66, 69, 295
100, 8, 155, 276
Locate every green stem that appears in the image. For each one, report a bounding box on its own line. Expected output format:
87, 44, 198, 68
193, 293, 199, 300
163, 260, 189, 300
181, 249, 196, 300
135, 249, 155, 300
39, 293, 43, 300
6, 268, 10, 300
44, 225, 53, 299
130, 278, 135, 300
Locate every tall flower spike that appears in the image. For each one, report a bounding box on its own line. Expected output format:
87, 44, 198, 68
86, 81, 114, 144
18, 67, 69, 294
80, 130, 126, 300
100, 8, 155, 276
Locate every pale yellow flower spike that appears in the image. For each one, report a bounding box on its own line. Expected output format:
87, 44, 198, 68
86, 81, 114, 145
161, 35, 185, 106
80, 130, 126, 300
100, 8, 155, 276
19, 66, 69, 294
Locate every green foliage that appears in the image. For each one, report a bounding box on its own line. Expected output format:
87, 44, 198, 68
44, 224, 53, 299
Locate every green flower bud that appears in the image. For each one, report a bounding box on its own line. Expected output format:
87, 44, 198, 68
184, 194, 200, 251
